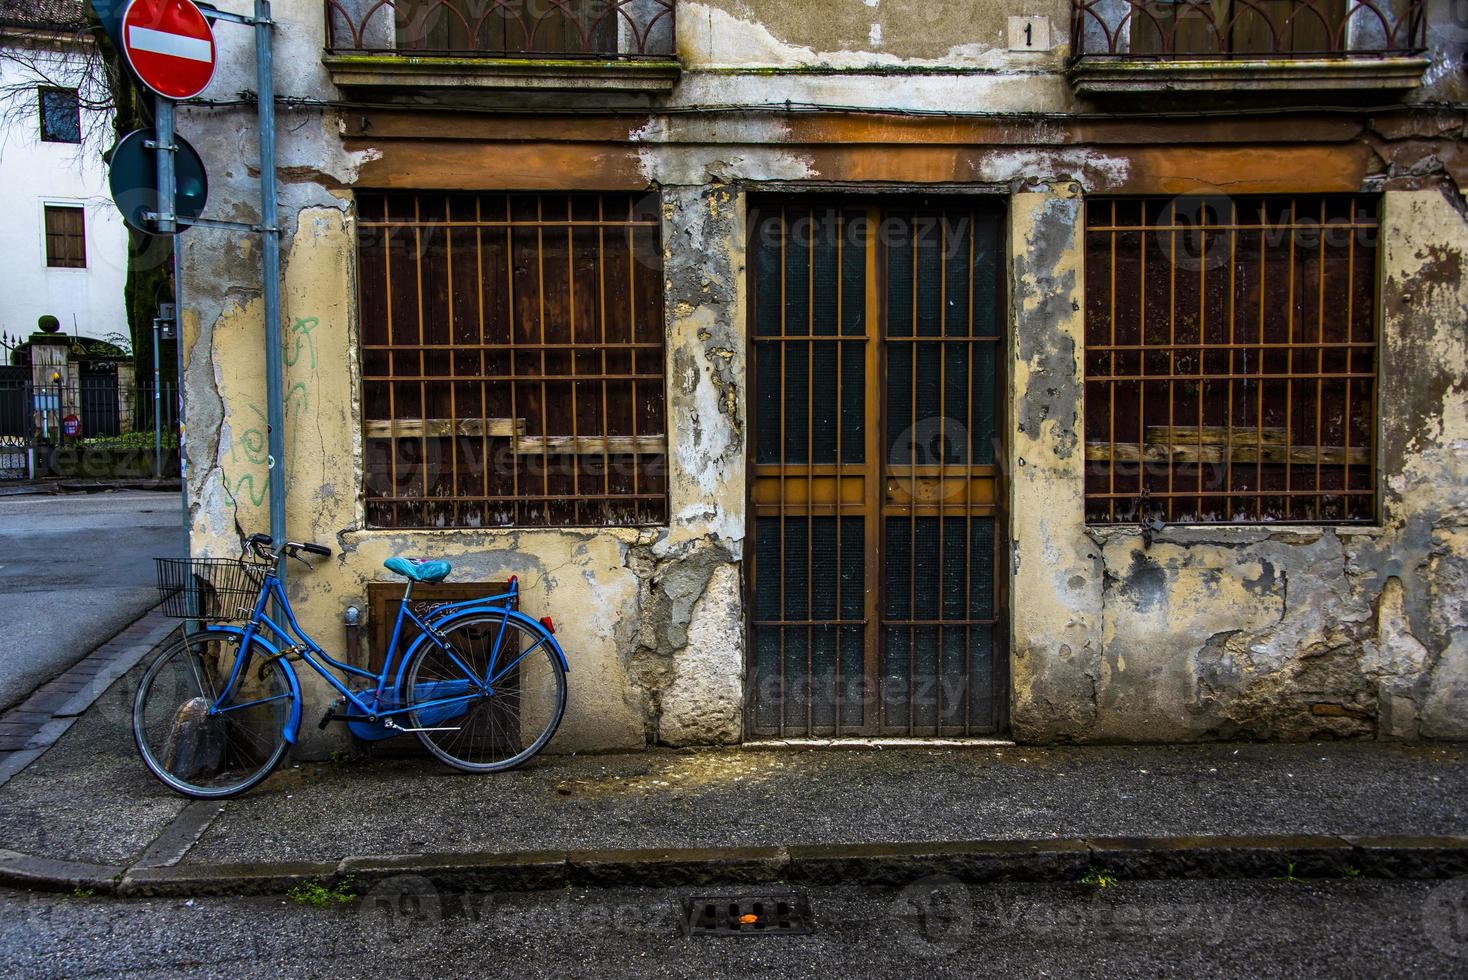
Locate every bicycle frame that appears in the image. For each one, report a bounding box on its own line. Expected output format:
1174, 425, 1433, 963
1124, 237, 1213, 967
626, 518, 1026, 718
209, 571, 567, 743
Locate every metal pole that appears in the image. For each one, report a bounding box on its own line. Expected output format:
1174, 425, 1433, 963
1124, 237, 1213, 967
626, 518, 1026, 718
152, 316, 162, 479
154, 94, 177, 487
154, 100, 177, 235
175, 238, 188, 563
154, 94, 185, 545
255, 0, 286, 588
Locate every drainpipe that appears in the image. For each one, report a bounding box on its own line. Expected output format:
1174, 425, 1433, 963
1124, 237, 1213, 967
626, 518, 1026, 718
255, 0, 286, 588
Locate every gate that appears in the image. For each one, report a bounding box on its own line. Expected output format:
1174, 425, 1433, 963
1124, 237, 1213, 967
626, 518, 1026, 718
79, 363, 121, 438
747, 200, 1008, 738
0, 365, 29, 479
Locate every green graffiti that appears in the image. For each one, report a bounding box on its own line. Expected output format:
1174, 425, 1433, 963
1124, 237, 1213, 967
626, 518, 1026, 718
223, 470, 268, 508
286, 317, 319, 370
220, 323, 320, 513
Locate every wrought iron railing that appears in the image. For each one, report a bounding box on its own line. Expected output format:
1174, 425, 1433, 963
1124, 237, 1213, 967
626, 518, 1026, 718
1, 376, 176, 436
324, 0, 676, 59
1070, 0, 1426, 60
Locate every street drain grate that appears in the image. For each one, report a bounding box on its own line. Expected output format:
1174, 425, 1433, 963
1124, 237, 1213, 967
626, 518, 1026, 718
681, 893, 814, 936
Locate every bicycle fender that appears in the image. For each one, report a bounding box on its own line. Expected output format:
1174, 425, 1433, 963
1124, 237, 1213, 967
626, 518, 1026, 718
207, 626, 305, 746
395, 607, 570, 692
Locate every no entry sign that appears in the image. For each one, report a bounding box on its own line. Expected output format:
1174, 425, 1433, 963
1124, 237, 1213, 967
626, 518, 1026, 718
121, 0, 216, 100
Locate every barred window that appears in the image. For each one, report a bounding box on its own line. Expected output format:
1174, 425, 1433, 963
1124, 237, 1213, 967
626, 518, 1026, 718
1083, 196, 1378, 525
44, 205, 86, 268
357, 191, 667, 528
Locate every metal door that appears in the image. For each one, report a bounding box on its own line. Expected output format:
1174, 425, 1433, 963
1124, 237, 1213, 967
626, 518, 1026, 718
747, 200, 1007, 737
80, 363, 121, 438
0, 365, 29, 480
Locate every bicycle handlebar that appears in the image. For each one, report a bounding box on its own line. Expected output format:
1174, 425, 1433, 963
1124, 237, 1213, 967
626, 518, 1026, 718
245, 534, 332, 563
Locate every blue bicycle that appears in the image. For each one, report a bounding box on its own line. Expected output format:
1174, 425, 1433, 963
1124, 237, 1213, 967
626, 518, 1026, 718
133, 534, 569, 798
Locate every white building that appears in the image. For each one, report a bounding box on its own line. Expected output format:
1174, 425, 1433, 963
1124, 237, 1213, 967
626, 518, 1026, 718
0, 1, 127, 347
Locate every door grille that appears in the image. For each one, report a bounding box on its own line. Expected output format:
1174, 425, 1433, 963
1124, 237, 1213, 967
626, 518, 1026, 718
748, 201, 1007, 738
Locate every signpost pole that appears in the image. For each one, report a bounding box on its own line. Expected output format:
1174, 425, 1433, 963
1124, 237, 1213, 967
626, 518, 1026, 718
153, 93, 176, 481
255, 0, 286, 588
153, 99, 177, 235
152, 314, 162, 478
175, 236, 188, 565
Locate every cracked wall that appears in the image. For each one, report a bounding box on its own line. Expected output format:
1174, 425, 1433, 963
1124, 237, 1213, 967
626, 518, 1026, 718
1010, 185, 1468, 743
181, 174, 749, 759
177, 0, 1468, 754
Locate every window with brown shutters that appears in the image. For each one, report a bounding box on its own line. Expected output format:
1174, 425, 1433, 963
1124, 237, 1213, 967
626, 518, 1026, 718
356, 191, 668, 529
1083, 196, 1379, 525
44, 205, 86, 269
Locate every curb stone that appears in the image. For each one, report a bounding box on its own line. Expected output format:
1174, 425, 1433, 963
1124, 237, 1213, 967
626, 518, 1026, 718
569, 846, 791, 888
786, 838, 1095, 885
339, 851, 569, 893
4, 834, 1465, 900
0, 850, 120, 894
1343, 835, 1468, 878
1082, 834, 1356, 879
118, 861, 342, 898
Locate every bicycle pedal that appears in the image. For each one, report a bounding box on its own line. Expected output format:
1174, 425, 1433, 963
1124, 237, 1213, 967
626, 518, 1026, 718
318, 704, 337, 730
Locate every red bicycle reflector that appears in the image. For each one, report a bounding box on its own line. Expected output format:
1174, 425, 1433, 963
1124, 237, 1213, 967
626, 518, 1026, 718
540, 617, 556, 634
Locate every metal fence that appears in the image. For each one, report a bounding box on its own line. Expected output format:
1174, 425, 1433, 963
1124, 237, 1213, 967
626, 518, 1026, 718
324, 0, 677, 59
1070, 0, 1427, 60
0, 377, 179, 480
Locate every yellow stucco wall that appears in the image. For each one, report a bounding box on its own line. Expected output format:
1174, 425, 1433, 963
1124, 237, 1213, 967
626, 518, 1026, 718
1006, 188, 1468, 742
183, 189, 750, 757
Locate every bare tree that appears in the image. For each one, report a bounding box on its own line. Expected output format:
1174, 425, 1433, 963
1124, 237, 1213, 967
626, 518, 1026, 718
0, 11, 113, 155
0, 3, 174, 386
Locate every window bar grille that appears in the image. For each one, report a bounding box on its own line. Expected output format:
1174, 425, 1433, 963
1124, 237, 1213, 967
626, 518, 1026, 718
1083, 195, 1379, 525
358, 192, 668, 528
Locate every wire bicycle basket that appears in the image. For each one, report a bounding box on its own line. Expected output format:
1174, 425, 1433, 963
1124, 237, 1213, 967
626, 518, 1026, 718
154, 558, 271, 621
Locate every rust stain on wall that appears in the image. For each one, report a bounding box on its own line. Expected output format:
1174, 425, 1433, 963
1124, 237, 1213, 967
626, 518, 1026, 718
352, 143, 648, 190
1123, 146, 1372, 194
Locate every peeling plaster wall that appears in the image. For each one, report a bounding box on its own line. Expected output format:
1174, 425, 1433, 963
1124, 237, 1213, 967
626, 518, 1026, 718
1009, 184, 1105, 740
178, 0, 1468, 755
1009, 186, 1468, 743
678, 0, 1044, 67
180, 60, 751, 754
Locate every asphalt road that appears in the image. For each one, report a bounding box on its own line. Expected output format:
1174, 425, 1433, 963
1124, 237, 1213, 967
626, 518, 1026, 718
0, 878, 1463, 978
0, 491, 183, 712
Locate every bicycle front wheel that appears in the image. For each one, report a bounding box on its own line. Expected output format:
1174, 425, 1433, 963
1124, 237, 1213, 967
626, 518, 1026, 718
133, 630, 294, 799
405, 612, 567, 773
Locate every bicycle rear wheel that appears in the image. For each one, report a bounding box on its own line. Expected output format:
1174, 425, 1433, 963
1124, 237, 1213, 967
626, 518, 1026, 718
405, 612, 567, 773
133, 630, 294, 799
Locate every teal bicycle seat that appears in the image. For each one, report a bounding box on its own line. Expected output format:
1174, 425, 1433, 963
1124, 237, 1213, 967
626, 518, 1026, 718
384, 556, 452, 584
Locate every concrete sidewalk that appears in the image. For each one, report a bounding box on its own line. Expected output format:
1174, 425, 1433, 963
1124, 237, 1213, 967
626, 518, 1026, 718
0, 629, 1463, 897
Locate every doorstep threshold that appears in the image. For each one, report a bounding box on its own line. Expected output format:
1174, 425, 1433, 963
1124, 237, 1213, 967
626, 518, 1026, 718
743, 737, 1015, 750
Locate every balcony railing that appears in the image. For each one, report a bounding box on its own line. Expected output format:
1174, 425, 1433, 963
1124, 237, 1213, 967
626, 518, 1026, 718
324, 0, 676, 59
1070, 0, 1426, 60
